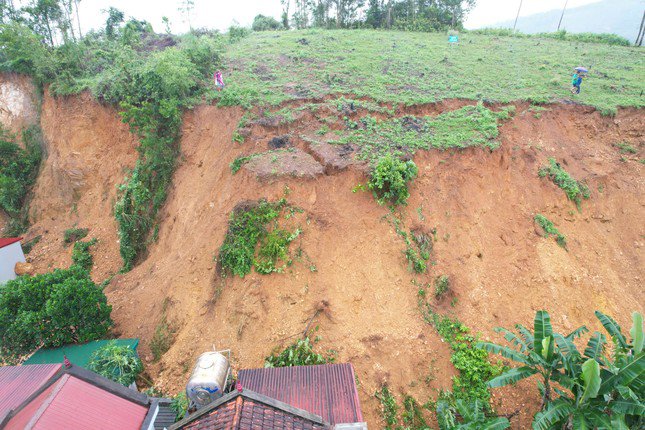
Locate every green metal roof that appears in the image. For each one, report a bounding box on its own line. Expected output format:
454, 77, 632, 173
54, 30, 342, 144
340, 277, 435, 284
24, 339, 139, 368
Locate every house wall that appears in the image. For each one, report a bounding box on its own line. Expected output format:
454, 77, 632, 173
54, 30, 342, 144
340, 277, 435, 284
0, 242, 26, 283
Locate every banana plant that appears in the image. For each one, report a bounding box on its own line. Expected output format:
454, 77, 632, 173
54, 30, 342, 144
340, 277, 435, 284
477, 310, 587, 407
479, 310, 644, 430
436, 398, 510, 430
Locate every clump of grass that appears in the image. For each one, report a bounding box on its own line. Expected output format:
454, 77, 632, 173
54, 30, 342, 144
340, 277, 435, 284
22, 235, 41, 254
434, 275, 450, 299
230, 155, 252, 174
534, 214, 567, 249
64, 227, 89, 245
264, 336, 333, 367
218, 199, 301, 277
150, 318, 174, 362
387, 215, 429, 273
614, 142, 637, 154
538, 158, 590, 209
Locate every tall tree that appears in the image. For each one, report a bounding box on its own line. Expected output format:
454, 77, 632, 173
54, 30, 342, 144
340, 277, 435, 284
281, 0, 291, 29
72, 0, 81, 38
178, 0, 194, 31
23, 0, 63, 46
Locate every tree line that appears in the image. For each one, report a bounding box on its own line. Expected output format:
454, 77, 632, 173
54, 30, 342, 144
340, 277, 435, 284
1, 0, 83, 46
254, 0, 476, 32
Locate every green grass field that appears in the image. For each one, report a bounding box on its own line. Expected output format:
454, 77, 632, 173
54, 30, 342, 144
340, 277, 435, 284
222, 29, 644, 113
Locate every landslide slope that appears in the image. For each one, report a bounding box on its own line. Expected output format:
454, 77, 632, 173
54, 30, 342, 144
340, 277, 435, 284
102, 101, 643, 427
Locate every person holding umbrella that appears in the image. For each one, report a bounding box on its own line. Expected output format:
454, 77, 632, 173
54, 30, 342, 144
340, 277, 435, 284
571, 66, 587, 94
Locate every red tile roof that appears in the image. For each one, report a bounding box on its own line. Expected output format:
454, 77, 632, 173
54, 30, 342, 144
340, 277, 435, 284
4, 374, 149, 430
0, 364, 61, 421
174, 390, 329, 430
0, 237, 22, 249
237, 363, 363, 425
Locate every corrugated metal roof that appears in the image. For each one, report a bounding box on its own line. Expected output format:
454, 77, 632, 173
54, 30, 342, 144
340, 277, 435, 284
24, 339, 139, 368
4, 374, 149, 430
237, 363, 363, 424
0, 363, 61, 419
0, 237, 22, 249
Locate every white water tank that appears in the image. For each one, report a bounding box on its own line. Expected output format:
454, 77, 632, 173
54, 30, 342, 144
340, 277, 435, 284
186, 351, 230, 409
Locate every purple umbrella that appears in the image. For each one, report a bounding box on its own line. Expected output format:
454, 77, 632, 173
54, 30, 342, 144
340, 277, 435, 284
575, 67, 588, 73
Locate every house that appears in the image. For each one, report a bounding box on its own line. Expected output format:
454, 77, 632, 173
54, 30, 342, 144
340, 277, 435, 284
0, 363, 175, 430
0, 237, 25, 283
171, 363, 366, 430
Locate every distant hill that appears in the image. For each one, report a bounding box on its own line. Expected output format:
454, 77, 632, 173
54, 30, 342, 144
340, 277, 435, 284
491, 0, 643, 43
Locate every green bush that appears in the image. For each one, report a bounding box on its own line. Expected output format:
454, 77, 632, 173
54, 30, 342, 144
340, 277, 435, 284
64, 227, 89, 244
368, 155, 418, 206
0, 266, 112, 363
170, 392, 189, 422
375, 385, 400, 430
264, 336, 333, 368
87, 341, 143, 386
252, 15, 283, 31
71, 238, 98, 271
539, 158, 590, 209
435, 275, 450, 299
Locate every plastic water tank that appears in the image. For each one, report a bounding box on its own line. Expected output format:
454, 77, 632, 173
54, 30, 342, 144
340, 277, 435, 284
186, 351, 230, 409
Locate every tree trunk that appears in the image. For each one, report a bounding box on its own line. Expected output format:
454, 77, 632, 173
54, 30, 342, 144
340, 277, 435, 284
636, 10, 645, 46
74, 0, 82, 38
557, 0, 569, 31
513, 0, 523, 31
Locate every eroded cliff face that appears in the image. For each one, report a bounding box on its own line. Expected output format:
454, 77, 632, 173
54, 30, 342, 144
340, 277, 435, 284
23, 90, 138, 282
6, 82, 644, 428
0, 73, 39, 137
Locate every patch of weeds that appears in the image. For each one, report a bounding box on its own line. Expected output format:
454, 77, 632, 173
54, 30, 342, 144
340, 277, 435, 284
614, 142, 637, 154
387, 214, 429, 273
368, 154, 418, 206
434, 275, 450, 300
22, 235, 41, 254
334, 104, 505, 164
402, 395, 430, 429
315, 124, 330, 135
375, 385, 399, 430
150, 317, 175, 362
416, 206, 425, 221
170, 392, 188, 422
418, 296, 502, 407
71, 238, 98, 272
218, 199, 302, 277
230, 155, 253, 174
264, 335, 333, 367
534, 214, 567, 249
254, 228, 301, 274
64, 227, 89, 245
538, 158, 590, 209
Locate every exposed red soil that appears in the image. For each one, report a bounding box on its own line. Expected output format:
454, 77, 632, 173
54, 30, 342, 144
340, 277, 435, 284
18, 94, 644, 428
25, 91, 138, 282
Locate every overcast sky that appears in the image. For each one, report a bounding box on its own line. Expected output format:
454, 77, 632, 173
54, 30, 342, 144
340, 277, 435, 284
19, 0, 605, 34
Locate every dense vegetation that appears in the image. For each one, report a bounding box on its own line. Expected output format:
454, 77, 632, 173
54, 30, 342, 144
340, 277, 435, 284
1, 5, 223, 269
479, 310, 644, 429
217, 199, 302, 277
472, 28, 631, 47
87, 341, 143, 386
0, 126, 43, 236
0, 265, 112, 363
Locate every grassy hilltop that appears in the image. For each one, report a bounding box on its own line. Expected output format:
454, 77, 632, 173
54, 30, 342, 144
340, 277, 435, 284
224, 29, 645, 114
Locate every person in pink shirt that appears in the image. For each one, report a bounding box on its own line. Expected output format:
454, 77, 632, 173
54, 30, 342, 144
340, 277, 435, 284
214, 70, 224, 91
